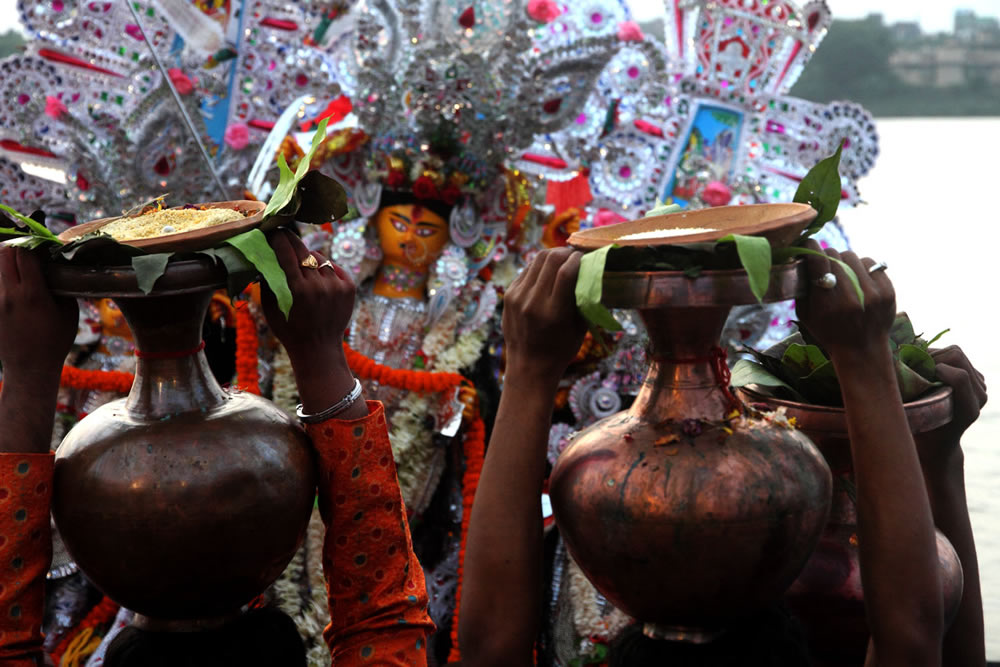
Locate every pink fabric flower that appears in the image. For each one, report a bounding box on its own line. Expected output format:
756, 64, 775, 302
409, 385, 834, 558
593, 209, 627, 227
702, 181, 733, 207
44, 96, 67, 120
224, 123, 250, 151
617, 21, 644, 42
167, 68, 194, 96
527, 0, 561, 23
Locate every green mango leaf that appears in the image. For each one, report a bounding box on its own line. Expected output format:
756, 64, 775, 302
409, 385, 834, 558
575, 245, 622, 331
224, 228, 293, 318
0, 203, 61, 242
262, 117, 331, 221
898, 343, 937, 382
896, 357, 939, 402
772, 246, 864, 306
731, 359, 806, 401
718, 233, 771, 303
889, 313, 916, 346
56, 231, 145, 263
199, 246, 258, 297
794, 142, 843, 237
797, 360, 843, 406
781, 343, 830, 378
131, 253, 173, 294
0, 226, 26, 237
922, 328, 950, 349
2, 235, 50, 249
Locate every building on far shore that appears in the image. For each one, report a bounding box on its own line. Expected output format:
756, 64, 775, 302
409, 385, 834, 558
888, 10, 1000, 88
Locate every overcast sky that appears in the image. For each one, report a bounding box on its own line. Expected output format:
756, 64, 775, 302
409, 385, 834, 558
1, 0, 996, 36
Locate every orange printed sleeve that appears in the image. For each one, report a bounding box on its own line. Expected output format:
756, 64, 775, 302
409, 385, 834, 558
0, 453, 53, 667
307, 401, 434, 666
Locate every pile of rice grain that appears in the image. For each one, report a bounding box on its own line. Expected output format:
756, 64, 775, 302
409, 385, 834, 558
619, 227, 716, 241
102, 208, 245, 242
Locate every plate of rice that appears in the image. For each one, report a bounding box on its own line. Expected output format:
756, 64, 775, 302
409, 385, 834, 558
568, 203, 817, 250
59, 200, 266, 253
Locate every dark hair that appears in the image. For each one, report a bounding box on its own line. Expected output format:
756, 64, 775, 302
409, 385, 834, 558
609, 606, 809, 667
378, 189, 454, 222
103, 607, 307, 667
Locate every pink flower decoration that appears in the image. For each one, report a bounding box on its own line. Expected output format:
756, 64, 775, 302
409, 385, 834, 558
702, 181, 733, 207
617, 21, 644, 42
224, 123, 250, 151
167, 68, 194, 96
527, 0, 561, 23
44, 96, 67, 120
593, 209, 627, 227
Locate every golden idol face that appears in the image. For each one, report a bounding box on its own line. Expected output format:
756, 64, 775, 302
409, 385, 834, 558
375, 204, 449, 271
98, 298, 133, 340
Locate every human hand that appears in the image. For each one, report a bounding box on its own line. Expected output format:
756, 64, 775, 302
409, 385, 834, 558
915, 346, 988, 470
0, 245, 78, 383
260, 230, 361, 415
502, 247, 587, 389
795, 239, 895, 359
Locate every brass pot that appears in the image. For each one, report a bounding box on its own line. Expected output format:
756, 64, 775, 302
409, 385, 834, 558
739, 386, 963, 663
48, 258, 316, 623
550, 261, 832, 637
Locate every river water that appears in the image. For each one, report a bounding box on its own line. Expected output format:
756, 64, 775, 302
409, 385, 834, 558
837, 117, 1000, 657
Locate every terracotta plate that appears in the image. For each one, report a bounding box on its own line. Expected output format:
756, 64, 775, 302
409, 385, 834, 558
568, 202, 817, 250
58, 200, 266, 254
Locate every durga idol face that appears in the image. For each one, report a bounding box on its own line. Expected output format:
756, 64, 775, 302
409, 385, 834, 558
373, 203, 450, 300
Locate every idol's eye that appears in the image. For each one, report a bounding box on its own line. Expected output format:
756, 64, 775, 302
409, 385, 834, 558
415, 227, 439, 238
391, 218, 408, 233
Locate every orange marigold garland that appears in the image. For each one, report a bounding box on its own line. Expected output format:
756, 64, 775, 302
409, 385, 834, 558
48, 595, 120, 666
343, 343, 465, 393
234, 300, 261, 396
59, 366, 134, 394
447, 412, 486, 664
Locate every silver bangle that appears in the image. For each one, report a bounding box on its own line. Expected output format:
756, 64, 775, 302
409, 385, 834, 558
296, 378, 363, 423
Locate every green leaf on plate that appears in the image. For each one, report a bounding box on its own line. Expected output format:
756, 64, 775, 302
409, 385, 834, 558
262, 117, 331, 221
132, 253, 174, 294
889, 312, 916, 346
0, 203, 61, 243
575, 245, 622, 332
922, 328, 950, 349
794, 142, 843, 237
898, 343, 937, 382
781, 343, 830, 378
896, 357, 940, 402
199, 246, 257, 297
772, 245, 864, 306
224, 228, 293, 318
731, 359, 806, 401
718, 233, 771, 303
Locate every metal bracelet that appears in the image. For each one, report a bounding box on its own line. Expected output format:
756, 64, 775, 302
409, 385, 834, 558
296, 378, 363, 423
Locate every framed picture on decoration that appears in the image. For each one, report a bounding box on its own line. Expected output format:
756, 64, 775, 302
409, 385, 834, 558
662, 100, 746, 208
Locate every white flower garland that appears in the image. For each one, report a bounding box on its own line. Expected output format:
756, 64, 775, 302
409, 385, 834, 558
567, 554, 633, 643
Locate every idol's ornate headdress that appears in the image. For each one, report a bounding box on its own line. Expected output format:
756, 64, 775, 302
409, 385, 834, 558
0, 0, 340, 222
514, 0, 879, 219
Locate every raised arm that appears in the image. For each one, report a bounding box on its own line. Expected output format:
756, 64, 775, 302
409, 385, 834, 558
0, 245, 78, 665
260, 230, 433, 665
916, 346, 987, 667
459, 247, 586, 666
796, 241, 943, 667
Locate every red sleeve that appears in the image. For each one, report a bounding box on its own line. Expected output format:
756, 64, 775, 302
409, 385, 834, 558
308, 401, 434, 666
0, 453, 53, 667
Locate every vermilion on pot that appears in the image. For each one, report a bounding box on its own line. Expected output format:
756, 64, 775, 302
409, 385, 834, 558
48, 257, 316, 625
739, 386, 963, 664
550, 261, 833, 638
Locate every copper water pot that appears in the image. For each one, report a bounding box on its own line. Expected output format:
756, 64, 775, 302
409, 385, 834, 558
740, 386, 964, 664
550, 263, 832, 637
48, 259, 316, 622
